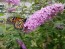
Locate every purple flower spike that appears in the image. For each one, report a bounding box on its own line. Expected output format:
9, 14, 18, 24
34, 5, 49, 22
16, 39, 27, 49
7, 7, 16, 12
6, 0, 20, 5
23, 3, 64, 33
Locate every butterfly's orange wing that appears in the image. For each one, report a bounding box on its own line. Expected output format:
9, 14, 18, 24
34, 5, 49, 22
7, 17, 26, 29
14, 18, 24, 29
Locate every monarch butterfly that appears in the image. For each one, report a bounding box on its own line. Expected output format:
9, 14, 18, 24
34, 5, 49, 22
7, 17, 27, 29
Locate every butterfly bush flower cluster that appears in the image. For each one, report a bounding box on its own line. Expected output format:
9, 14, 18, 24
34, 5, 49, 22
24, 3, 64, 33
16, 39, 27, 49
7, 7, 16, 12
6, 0, 20, 12
6, 0, 20, 5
